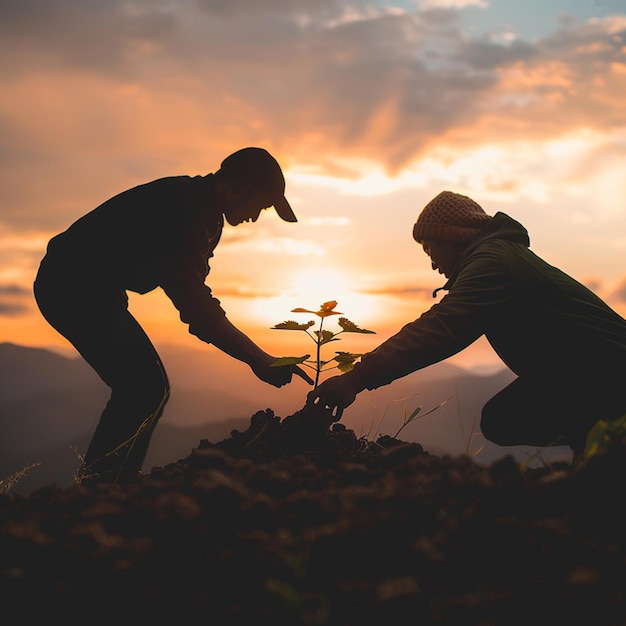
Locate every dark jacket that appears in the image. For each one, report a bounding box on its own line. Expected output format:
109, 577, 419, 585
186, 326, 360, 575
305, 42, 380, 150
353, 212, 626, 389
41, 174, 226, 344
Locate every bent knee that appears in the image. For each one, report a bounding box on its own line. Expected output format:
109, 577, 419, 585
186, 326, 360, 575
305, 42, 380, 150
480, 410, 499, 445
141, 377, 171, 411
480, 398, 511, 446
115, 368, 170, 414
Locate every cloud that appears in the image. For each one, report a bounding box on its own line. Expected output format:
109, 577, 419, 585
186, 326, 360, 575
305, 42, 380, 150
306, 217, 351, 226
222, 235, 325, 256
582, 278, 603, 294
359, 284, 436, 297
611, 277, 626, 303
0, 0, 179, 76
0, 2, 625, 229
0, 284, 30, 296
0, 283, 31, 317
0, 302, 29, 317
211, 284, 282, 299
419, 0, 488, 9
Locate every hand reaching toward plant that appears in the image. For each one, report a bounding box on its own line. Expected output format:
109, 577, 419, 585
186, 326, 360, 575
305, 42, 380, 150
306, 372, 363, 421
253, 359, 314, 387
208, 316, 313, 387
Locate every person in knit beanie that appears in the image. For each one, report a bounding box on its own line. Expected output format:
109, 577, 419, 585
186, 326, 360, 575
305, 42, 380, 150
411, 191, 493, 281
412, 190, 492, 242
308, 190, 626, 461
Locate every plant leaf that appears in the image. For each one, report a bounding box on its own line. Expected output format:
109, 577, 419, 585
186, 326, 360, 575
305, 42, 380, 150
292, 300, 343, 318
393, 396, 452, 438
403, 405, 422, 427
315, 330, 340, 345
320, 300, 339, 313
271, 320, 315, 331
333, 351, 362, 363
331, 351, 362, 372
338, 317, 376, 334
336, 361, 357, 372
270, 355, 311, 367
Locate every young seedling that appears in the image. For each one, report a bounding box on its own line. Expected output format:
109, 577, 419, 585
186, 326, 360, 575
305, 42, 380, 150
393, 397, 452, 439
370, 394, 452, 441
271, 300, 375, 388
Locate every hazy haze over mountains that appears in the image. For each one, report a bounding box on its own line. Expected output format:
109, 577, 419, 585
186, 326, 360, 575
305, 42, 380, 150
0, 342, 572, 494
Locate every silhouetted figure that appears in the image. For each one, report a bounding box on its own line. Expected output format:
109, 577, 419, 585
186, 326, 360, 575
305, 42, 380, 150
35, 147, 312, 482
308, 191, 626, 457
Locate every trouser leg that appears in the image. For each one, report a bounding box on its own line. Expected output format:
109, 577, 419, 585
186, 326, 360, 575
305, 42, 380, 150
481, 378, 569, 449
78, 311, 170, 478
480, 374, 625, 455
34, 265, 170, 480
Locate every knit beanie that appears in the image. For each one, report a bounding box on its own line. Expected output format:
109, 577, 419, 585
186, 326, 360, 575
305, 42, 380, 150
413, 191, 492, 243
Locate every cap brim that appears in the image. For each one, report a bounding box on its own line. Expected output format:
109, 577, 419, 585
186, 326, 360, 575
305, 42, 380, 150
274, 196, 297, 222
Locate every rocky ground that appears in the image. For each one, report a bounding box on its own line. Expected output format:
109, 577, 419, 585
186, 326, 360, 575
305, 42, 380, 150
2, 407, 626, 625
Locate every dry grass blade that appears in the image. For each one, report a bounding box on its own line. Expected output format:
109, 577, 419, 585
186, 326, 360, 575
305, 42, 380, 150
0, 462, 42, 494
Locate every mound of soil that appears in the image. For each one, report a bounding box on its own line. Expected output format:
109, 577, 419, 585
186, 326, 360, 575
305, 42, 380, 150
2, 407, 626, 625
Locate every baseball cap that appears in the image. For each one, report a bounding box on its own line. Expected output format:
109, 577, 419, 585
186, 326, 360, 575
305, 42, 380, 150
219, 147, 297, 222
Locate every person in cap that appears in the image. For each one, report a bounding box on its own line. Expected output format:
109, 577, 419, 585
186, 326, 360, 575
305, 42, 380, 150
34, 147, 313, 482
308, 191, 626, 458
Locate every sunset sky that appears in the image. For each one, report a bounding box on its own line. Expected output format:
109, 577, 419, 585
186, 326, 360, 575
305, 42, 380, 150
1, 0, 625, 373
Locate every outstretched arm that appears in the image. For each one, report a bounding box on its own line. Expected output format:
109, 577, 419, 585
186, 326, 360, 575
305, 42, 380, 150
211, 315, 313, 387
163, 271, 312, 387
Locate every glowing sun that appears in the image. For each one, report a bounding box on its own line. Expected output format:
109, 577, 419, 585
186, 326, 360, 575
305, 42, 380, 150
250, 268, 380, 329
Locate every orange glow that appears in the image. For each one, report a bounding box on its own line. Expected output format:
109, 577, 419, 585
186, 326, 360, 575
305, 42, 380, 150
497, 60, 573, 90
248, 268, 381, 328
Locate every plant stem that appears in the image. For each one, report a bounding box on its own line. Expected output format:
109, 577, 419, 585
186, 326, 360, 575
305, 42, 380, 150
314, 317, 325, 388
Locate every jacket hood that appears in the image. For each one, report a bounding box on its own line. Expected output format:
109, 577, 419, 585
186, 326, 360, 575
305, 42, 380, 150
434, 212, 530, 296
467, 211, 529, 249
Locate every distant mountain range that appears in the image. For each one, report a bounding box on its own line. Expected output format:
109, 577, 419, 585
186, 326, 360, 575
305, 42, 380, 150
0, 342, 571, 494
0, 342, 264, 493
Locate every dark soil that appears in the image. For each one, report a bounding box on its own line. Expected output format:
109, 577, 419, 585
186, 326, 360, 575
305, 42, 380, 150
2, 406, 626, 625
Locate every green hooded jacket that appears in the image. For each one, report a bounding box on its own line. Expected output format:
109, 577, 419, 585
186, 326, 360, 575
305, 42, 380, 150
352, 212, 626, 390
